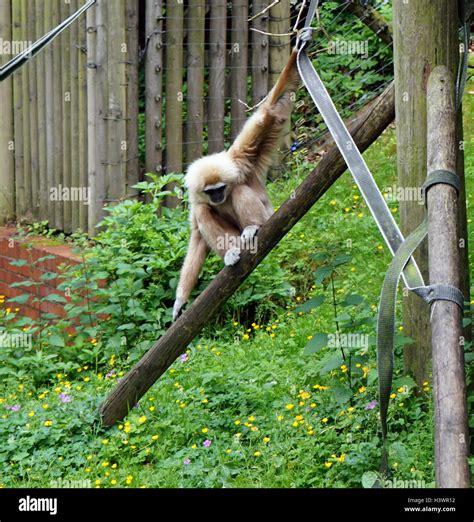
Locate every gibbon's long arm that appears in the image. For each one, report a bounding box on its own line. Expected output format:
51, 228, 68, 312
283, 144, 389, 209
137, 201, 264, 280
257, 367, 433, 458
228, 50, 300, 180
173, 222, 209, 320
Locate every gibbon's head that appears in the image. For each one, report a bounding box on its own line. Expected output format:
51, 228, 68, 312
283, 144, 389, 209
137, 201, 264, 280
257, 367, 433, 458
185, 152, 241, 206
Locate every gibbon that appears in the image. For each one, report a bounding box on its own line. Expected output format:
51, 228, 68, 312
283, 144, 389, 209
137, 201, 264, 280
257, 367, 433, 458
172, 50, 300, 321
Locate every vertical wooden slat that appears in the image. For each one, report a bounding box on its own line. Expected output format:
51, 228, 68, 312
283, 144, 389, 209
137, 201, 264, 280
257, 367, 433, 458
61, 0, 72, 232
106, 0, 127, 204
20, 0, 32, 220
27, 3, 39, 220
145, 0, 163, 178
44, 0, 55, 226
251, 0, 269, 106
269, 0, 291, 174
186, 0, 205, 164
165, 0, 184, 176
52, 0, 63, 229
78, 3, 88, 231
0, 0, 15, 223
12, 0, 25, 218
70, 0, 80, 231
125, 0, 140, 195
230, 3, 248, 140
88, 0, 107, 235
36, 0, 47, 223
208, 0, 226, 154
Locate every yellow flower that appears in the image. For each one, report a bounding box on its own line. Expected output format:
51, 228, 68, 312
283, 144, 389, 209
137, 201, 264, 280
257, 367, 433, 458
347, 407, 354, 413
201, 427, 208, 433
233, 321, 239, 326
111, 479, 117, 485
295, 415, 303, 421
298, 391, 311, 400
310, 403, 316, 409
152, 435, 159, 441
191, 444, 197, 449
234, 420, 241, 425
41, 404, 49, 410
390, 393, 396, 399
322, 418, 328, 423
337, 453, 346, 463
248, 416, 255, 422
250, 426, 258, 432
139, 415, 147, 423
101, 461, 109, 468
28, 411, 35, 417
340, 364, 348, 373
254, 451, 262, 457
126, 475, 133, 485
324, 462, 333, 468
292, 421, 298, 427
277, 415, 284, 421
263, 437, 270, 443
201, 399, 208, 404
101, 439, 109, 445
358, 386, 366, 394
242, 334, 250, 341
285, 403, 295, 410
397, 387, 406, 393
95, 479, 101, 485
44, 420, 52, 427
149, 406, 156, 412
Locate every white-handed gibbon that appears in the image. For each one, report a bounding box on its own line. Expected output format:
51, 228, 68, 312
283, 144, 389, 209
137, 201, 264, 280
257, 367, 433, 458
172, 50, 300, 321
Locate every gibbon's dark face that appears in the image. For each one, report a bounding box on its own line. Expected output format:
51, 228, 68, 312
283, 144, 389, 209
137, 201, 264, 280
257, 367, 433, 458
203, 182, 227, 205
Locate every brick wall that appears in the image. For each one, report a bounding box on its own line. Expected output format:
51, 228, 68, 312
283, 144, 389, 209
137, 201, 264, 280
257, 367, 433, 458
0, 226, 80, 321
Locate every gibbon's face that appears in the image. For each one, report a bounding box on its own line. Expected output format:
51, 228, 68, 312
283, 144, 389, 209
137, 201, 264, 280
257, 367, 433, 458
203, 181, 228, 205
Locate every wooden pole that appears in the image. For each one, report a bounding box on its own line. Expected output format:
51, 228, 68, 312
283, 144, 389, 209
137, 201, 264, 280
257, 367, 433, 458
426, 67, 470, 488
28, 4, 39, 221
0, 0, 15, 223
52, 0, 64, 230
145, 0, 163, 178
70, 0, 80, 232
44, 0, 55, 227
78, 4, 88, 231
251, 0, 269, 106
393, 0, 459, 387
88, 0, 107, 235
208, 0, 226, 154
165, 0, 183, 176
20, 0, 32, 221
125, 0, 140, 196
61, 0, 72, 232
343, 0, 393, 46
12, 0, 25, 219
269, 0, 291, 174
106, 0, 126, 205
230, 3, 248, 140
185, 0, 205, 165
36, 0, 48, 225
100, 82, 396, 426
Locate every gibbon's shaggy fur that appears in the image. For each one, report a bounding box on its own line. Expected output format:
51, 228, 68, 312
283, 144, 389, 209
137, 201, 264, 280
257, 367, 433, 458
172, 50, 300, 320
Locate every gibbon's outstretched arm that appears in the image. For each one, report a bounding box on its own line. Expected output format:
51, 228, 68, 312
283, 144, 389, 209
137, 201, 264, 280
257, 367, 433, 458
228, 49, 299, 182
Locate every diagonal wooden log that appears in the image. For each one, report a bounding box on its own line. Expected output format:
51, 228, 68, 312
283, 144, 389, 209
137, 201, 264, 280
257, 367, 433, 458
99, 81, 395, 427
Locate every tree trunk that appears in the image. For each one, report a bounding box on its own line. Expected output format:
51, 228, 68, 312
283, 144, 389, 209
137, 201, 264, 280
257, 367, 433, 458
392, 0, 459, 387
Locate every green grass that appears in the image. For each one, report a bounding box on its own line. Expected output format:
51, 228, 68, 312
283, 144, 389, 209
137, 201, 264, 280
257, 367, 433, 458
0, 78, 472, 490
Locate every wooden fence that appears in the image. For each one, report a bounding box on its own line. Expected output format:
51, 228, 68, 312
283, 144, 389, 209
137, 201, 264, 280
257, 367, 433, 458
0, 0, 293, 235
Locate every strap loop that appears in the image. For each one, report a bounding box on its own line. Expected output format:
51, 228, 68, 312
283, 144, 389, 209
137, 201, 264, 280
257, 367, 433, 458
413, 283, 465, 310
422, 169, 460, 206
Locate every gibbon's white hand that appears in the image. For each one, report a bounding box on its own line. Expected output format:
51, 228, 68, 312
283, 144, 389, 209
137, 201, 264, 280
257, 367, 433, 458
224, 247, 241, 266
241, 225, 259, 242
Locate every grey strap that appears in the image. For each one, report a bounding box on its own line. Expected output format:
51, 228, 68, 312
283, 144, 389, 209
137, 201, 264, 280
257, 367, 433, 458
0, 0, 96, 82
422, 169, 460, 206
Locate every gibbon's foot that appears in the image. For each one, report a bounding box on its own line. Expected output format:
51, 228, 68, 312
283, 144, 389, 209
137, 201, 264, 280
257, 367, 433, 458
224, 247, 241, 266
241, 225, 259, 242
172, 298, 186, 322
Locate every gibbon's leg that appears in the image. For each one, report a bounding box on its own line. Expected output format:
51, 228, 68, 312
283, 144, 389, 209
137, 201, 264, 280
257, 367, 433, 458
173, 227, 210, 320
195, 204, 242, 266
231, 184, 273, 242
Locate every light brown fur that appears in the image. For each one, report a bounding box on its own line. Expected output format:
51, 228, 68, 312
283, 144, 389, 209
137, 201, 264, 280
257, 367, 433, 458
172, 50, 299, 320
